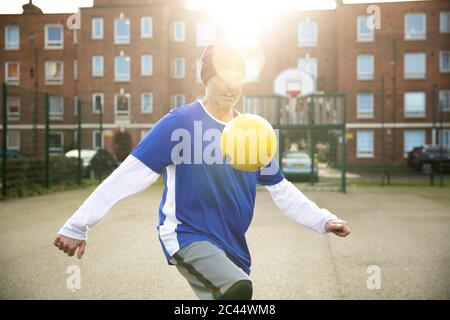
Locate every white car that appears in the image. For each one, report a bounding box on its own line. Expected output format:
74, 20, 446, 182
281, 151, 319, 182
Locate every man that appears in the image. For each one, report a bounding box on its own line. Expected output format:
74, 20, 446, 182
54, 44, 350, 300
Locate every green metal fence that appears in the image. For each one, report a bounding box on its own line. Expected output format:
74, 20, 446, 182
0, 83, 111, 198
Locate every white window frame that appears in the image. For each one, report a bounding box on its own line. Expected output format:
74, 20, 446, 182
439, 90, 450, 112
49, 95, 64, 120
440, 11, 450, 33
114, 18, 130, 44
297, 21, 318, 47
92, 18, 104, 39
356, 92, 374, 119
45, 61, 64, 85
171, 58, 185, 79
440, 129, 450, 147
115, 56, 131, 82
404, 52, 426, 79
404, 13, 426, 40
141, 92, 153, 113
92, 130, 104, 149
92, 92, 104, 114
404, 91, 426, 118
5, 61, 20, 85
357, 16, 374, 42
245, 58, 260, 82
114, 93, 131, 116
173, 21, 185, 42
404, 130, 425, 157
7, 96, 20, 120
440, 51, 450, 73
196, 21, 216, 47
141, 54, 153, 76
297, 57, 317, 80
73, 60, 78, 80
356, 130, 374, 158
171, 95, 185, 108
44, 24, 64, 49
141, 17, 153, 38
5, 25, 20, 50
357, 54, 374, 80
92, 56, 104, 77
49, 131, 64, 154
7, 131, 20, 151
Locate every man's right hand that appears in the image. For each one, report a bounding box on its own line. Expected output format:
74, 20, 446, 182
53, 234, 87, 259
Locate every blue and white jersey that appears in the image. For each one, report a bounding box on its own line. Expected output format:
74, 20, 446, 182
131, 101, 284, 274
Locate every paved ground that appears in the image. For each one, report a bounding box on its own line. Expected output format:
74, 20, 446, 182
0, 183, 449, 300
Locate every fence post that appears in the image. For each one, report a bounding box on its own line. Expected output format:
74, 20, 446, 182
99, 101, 103, 181
341, 94, 347, 193
2, 83, 7, 197
77, 98, 82, 185
44, 92, 49, 189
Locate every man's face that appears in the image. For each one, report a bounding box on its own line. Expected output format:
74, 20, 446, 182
205, 70, 244, 110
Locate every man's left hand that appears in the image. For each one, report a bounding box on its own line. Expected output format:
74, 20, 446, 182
325, 219, 351, 237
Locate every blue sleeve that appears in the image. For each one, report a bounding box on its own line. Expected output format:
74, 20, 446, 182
256, 158, 285, 186
131, 109, 182, 174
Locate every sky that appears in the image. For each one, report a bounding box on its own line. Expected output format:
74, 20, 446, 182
0, 0, 422, 14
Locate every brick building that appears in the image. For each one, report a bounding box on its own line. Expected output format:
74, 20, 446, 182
0, 0, 449, 165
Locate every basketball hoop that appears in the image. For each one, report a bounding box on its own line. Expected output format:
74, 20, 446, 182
286, 81, 302, 98
273, 68, 316, 98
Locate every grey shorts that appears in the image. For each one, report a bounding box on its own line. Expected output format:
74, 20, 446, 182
169, 240, 250, 300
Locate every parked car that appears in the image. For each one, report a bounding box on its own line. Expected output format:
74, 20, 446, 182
281, 151, 319, 182
0, 150, 23, 161
64, 149, 119, 178
407, 144, 450, 174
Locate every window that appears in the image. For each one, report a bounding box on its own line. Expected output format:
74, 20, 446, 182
45, 24, 63, 49
404, 53, 426, 79
49, 95, 64, 120
141, 17, 153, 38
115, 56, 130, 81
196, 22, 216, 47
92, 56, 104, 77
141, 93, 153, 113
141, 55, 153, 76
196, 59, 202, 83
7, 96, 20, 120
74, 96, 78, 116
5, 25, 19, 50
49, 132, 64, 154
7, 131, 20, 150
356, 130, 374, 158
404, 130, 425, 157
245, 58, 260, 82
92, 93, 104, 113
440, 51, 450, 73
357, 92, 374, 118
115, 93, 130, 116
440, 90, 450, 112
92, 130, 104, 149
171, 58, 185, 79
440, 129, 450, 147
440, 11, 450, 33
357, 16, 374, 42
73, 29, 78, 44
92, 18, 103, 39
114, 18, 130, 44
173, 21, 185, 42
171, 95, 185, 108
45, 61, 63, 85
298, 21, 317, 47
357, 54, 374, 80
73, 60, 78, 80
404, 13, 426, 40
141, 130, 148, 140
5, 61, 19, 85
298, 57, 317, 79
404, 92, 425, 118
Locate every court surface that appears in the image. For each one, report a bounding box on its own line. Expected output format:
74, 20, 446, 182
0, 183, 449, 299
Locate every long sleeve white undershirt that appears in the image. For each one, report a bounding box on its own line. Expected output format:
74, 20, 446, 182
58, 157, 338, 240
58, 154, 160, 240
265, 178, 338, 234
